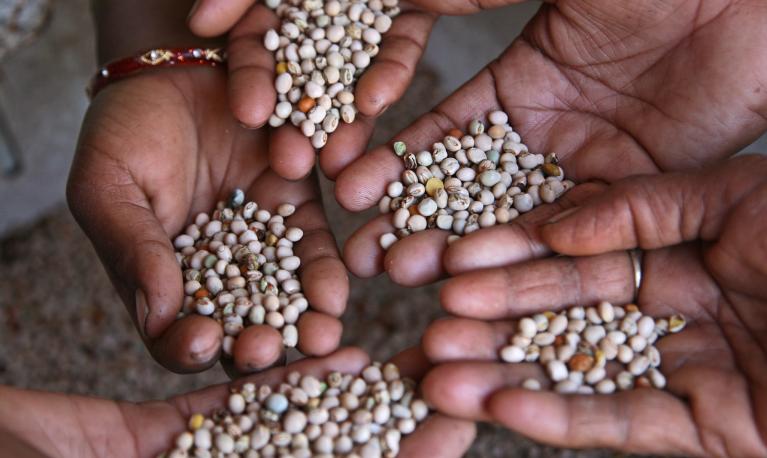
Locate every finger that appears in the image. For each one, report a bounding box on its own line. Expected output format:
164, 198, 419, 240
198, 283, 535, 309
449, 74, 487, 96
488, 388, 703, 455
187, 0, 257, 37
423, 318, 513, 363
66, 164, 183, 342
444, 182, 605, 275
342, 213, 448, 284
247, 170, 346, 313
421, 361, 543, 421
335, 143, 405, 212
297, 311, 343, 357
290, 200, 349, 317
385, 229, 450, 286
440, 250, 635, 320
387, 347, 477, 458
269, 124, 317, 180
354, 10, 436, 117
342, 214, 393, 278
389, 346, 433, 381
540, 156, 767, 256
399, 414, 476, 458
668, 362, 767, 456
246, 171, 347, 358
335, 68, 501, 211
319, 114, 376, 180
226, 4, 280, 127
248, 170, 347, 312
232, 324, 285, 373
147, 315, 223, 373
346, 184, 603, 285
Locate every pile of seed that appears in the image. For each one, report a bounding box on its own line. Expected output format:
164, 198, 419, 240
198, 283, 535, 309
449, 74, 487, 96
164, 362, 429, 458
264, 0, 400, 149
500, 302, 686, 394
173, 190, 307, 355
377, 110, 575, 250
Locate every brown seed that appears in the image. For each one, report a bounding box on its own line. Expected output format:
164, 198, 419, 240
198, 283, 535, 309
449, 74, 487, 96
298, 96, 316, 113
553, 335, 565, 346
635, 376, 652, 388
625, 304, 639, 313
194, 288, 210, 299
404, 153, 417, 170
448, 128, 463, 138
542, 163, 561, 177
568, 353, 594, 372
545, 153, 559, 164
266, 234, 279, 246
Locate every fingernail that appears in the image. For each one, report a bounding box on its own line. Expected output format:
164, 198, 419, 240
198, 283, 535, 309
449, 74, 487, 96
375, 103, 390, 116
546, 206, 579, 225
238, 121, 263, 130
187, 0, 202, 22
191, 342, 220, 363
135, 289, 149, 339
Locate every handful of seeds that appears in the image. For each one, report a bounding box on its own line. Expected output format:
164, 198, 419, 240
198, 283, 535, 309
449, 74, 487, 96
164, 362, 430, 458
264, 0, 401, 148
173, 190, 307, 356
377, 110, 575, 250
501, 302, 686, 394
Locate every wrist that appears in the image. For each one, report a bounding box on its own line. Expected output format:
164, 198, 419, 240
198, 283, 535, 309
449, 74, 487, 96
92, 0, 223, 65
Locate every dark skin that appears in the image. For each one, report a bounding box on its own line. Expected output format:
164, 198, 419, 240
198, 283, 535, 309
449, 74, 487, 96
70, 0, 348, 375
422, 155, 767, 456
326, 0, 767, 285
188, 0, 438, 180
0, 348, 476, 457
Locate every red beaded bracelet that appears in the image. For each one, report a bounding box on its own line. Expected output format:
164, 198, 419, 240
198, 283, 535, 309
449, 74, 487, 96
88, 47, 227, 98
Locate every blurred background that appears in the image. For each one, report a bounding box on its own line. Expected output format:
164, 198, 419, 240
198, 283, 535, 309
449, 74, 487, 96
0, 0, 764, 456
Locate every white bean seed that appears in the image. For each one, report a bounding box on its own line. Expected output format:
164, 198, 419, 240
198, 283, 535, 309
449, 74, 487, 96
500, 345, 525, 363
546, 360, 568, 382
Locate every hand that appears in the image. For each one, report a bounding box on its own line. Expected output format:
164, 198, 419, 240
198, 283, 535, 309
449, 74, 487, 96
0, 348, 476, 458
335, 0, 767, 286
187, 0, 437, 180
68, 68, 348, 375
420, 155, 767, 455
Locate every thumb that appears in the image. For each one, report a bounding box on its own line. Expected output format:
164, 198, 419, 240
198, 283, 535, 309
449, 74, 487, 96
67, 163, 183, 341
188, 0, 257, 37
540, 155, 767, 256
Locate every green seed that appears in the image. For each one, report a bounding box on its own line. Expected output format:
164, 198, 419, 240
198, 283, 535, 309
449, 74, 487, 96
393, 141, 407, 156
486, 149, 500, 164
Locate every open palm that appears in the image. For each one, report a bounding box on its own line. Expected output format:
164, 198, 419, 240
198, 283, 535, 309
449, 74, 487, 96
336, 0, 767, 285
422, 156, 767, 455
67, 68, 348, 375
0, 349, 476, 458
188, 0, 438, 180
